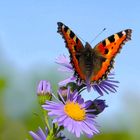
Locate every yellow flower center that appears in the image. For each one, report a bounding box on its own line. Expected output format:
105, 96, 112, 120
64, 101, 86, 121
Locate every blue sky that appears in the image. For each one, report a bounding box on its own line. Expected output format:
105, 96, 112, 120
0, 0, 139, 85
0, 0, 140, 119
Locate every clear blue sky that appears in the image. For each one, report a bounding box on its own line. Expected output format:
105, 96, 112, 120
0, 0, 140, 118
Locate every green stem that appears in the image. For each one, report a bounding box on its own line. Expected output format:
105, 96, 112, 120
46, 130, 54, 140
43, 110, 51, 131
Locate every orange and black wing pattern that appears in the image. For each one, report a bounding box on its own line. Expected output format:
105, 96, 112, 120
57, 22, 85, 80
92, 29, 132, 82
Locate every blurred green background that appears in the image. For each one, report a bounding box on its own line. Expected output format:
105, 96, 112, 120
0, 0, 140, 140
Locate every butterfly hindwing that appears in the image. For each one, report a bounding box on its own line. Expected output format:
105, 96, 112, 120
57, 22, 86, 80
91, 29, 132, 82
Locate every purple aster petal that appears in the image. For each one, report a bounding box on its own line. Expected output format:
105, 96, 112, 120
99, 83, 116, 92
98, 85, 110, 94
57, 115, 68, 123
43, 102, 64, 116
63, 117, 72, 129
86, 117, 97, 122
76, 95, 84, 104
58, 89, 66, 104
48, 110, 64, 116
66, 86, 71, 101
58, 76, 76, 87
65, 117, 73, 132
86, 117, 98, 125
80, 122, 94, 136
91, 74, 119, 95
42, 103, 63, 110
55, 55, 73, 70
105, 79, 120, 83
93, 85, 104, 96
102, 81, 118, 88
87, 134, 94, 138
72, 90, 78, 98
53, 114, 67, 124
70, 89, 78, 101
29, 131, 42, 140
29, 127, 47, 140
36, 127, 47, 140
44, 102, 63, 108
84, 100, 93, 109
58, 67, 73, 72
75, 122, 81, 137
84, 119, 99, 133
45, 128, 48, 135
90, 75, 119, 95
86, 79, 92, 92
86, 113, 96, 118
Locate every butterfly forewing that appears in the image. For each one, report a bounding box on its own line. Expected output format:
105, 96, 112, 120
57, 22, 86, 80
91, 29, 132, 82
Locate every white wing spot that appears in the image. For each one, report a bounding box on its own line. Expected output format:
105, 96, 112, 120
122, 31, 126, 35
62, 25, 65, 29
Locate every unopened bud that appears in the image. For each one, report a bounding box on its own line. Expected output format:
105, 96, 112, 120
88, 99, 108, 115
37, 80, 52, 104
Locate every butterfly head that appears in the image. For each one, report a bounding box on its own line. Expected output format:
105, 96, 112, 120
83, 42, 92, 59
85, 42, 92, 48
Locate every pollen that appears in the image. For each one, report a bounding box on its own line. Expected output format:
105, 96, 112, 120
64, 101, 86, 121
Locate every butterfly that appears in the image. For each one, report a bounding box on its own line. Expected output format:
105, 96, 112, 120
57, 22, 132, 85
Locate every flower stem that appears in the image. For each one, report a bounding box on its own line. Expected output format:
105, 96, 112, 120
43, 110, 51, 131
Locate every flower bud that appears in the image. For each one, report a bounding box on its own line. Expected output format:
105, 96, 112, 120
37, 80, 52, 104
88, 99, 108, 115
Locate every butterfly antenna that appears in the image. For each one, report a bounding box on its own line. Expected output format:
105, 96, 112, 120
90, 28, 106, 44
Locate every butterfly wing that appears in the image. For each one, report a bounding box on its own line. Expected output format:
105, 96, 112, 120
91, 29, 132, 82
57, 22, 86, 80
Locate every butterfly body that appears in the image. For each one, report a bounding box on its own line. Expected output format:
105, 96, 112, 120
75, 42, 107, 83
57, 22, 132, 85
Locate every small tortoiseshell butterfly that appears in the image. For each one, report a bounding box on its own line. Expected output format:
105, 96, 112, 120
57, 22, 132, 84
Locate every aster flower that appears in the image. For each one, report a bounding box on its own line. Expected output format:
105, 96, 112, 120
29, 127, 69, 140
56, 55, 119, 95
42, 88, 100, 138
